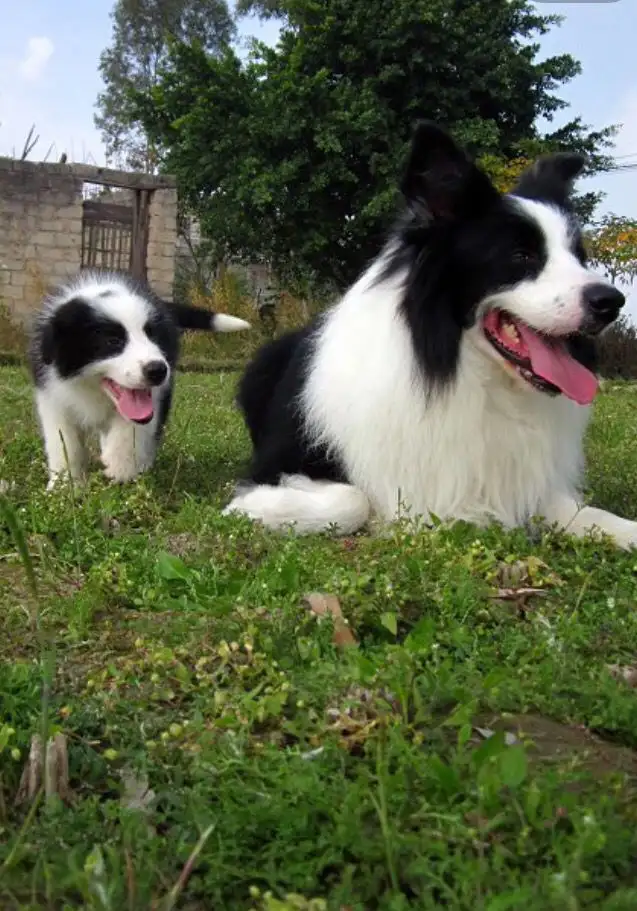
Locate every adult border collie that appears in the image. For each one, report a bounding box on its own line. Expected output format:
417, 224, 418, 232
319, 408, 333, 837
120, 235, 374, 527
223, 121, 637, 549
30, 271, 250, 488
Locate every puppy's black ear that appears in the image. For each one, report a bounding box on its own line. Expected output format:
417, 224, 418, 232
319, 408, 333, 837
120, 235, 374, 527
40, 321, 57, 365
40, 298, 92, 368
513, 151, 587, 208
401, 121, 499, 222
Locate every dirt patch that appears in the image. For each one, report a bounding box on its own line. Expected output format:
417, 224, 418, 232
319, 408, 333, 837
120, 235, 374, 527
476, 713, 637, 778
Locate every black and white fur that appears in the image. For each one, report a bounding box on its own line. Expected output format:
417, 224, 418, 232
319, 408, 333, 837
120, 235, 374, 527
29, 271, 250, 488
224, 121, 637, 549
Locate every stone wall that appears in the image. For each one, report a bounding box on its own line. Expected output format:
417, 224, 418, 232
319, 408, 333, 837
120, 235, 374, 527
147, 185, 178, 301
0, 157, 179, 327
0, 158, 83, 325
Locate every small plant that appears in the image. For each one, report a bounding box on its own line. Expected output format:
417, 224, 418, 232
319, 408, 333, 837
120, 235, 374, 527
0, 301, 28, 362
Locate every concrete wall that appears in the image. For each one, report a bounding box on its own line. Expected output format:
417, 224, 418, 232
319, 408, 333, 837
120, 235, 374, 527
0, 157, 178, 326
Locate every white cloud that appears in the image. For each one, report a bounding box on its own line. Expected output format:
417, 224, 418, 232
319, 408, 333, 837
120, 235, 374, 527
19, 37, 54, 82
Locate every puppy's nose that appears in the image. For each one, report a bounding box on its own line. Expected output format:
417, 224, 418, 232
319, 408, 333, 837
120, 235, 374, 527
582, 283, 625, 331
142, 360, 168, 386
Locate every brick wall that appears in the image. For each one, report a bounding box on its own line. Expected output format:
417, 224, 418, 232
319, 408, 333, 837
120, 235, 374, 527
0, 158, 83, 325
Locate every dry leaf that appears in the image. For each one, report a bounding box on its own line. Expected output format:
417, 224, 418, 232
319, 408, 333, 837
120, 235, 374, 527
474, 726, 518, 745
497, 560, 528, 588
303, 592, 358, 648
607, 664, 637, 687
491, 587, 547, 601
15, 733, 73, 805
120, 766, 156, 836
328, 714, 379, 750
495, 556, 561, 589
120, 767, 156, 814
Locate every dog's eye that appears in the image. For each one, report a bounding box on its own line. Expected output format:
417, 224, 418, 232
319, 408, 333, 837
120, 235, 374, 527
144, 322, 158, 342
512, 250, 535, 265
102, 329, 123, 347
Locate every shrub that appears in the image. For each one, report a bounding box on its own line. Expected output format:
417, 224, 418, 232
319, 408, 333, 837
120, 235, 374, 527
598, 316, 637, 380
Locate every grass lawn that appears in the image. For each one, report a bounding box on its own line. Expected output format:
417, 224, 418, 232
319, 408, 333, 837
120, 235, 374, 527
3, 364, 637, 910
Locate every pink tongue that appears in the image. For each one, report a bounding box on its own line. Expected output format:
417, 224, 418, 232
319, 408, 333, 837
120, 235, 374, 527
517, 324, 598, 406
117, 388, 154, 421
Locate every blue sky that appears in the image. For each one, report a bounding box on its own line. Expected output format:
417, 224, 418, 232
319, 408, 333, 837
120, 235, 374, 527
1, 0, 636, 308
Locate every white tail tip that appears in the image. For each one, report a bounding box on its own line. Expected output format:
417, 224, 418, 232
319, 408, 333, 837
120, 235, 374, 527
212, 314, 251, 333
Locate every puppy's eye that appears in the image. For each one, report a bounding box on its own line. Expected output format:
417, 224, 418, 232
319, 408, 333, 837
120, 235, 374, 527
512, 250, 535, 265
103, 330, 123, 348
144, 322, 158, 342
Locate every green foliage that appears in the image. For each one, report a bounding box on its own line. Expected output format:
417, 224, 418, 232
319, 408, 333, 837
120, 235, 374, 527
4, 367, 637, 906
587, 214, 637, 285
95, 0, 235, 170
131, 0, 616, 289
235, 0, 286, 18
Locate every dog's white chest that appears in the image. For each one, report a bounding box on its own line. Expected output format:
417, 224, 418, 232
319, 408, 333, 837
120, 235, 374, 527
303, 298, 588, 529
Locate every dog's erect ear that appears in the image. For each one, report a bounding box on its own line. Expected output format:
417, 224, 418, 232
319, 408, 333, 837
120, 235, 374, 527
400, 121, 498, 222
513, 151, 587, 209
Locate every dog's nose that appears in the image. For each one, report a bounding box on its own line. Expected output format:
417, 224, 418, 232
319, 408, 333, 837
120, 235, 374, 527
582, 283, 625, 331
142, 360, 168, 386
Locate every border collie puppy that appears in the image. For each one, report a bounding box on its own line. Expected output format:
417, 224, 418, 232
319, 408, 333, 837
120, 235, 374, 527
223, 121, 637, 549
29, 271, 250, 488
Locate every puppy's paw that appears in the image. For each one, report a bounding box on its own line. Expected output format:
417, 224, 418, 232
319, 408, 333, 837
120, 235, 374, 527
100, 432, 155, 484
102, 460, 144, 484
46, 471, 86, 493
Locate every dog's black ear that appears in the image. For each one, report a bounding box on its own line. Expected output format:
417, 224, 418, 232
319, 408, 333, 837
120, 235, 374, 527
40, 321, 57, 365
513, 152, 587, 208
401, 121, 499, 222
41, 297, 100, 373
40, 299, 81, 366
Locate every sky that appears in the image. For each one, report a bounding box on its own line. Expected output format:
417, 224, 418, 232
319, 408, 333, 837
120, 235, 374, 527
0, 0, 636, 310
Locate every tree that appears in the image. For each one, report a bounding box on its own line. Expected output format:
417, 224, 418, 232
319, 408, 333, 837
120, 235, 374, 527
479, 155, 533, 194
95, 0, 235, 171
586, 214, 637, 285
131, 0, 616, 288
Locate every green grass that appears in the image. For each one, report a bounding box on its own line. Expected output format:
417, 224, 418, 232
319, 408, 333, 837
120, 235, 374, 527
3, 366, 637, 910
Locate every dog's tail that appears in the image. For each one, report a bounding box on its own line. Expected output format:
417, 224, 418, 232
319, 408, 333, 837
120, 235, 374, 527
168, 302, 251, 333
222, 474, 370, 535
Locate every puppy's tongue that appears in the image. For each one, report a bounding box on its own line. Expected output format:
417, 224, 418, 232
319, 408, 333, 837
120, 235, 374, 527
102, 379, 154, 421
516, 324, 598, 406
117, 388, 154, 421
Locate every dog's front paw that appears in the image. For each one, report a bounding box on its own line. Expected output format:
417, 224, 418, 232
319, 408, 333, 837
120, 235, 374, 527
102, 459, 144, 484
46, 471, 84, 492
100, 428, 155, 484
